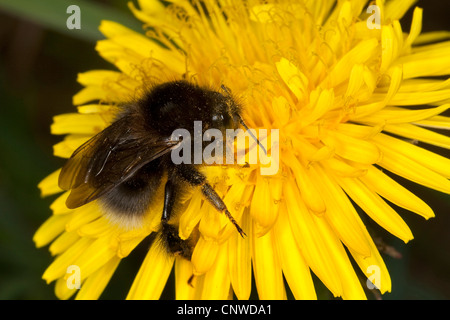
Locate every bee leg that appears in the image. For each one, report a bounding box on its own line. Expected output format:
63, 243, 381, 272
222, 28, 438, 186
161, 179, 193, 259
201, 183, 246, 237
174, 164, 246, 238
162, 179, 176, 222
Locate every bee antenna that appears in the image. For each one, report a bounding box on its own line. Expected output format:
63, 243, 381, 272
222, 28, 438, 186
236, 114, 267, 155
221, 84, 231, 95
221, 84, 267, 156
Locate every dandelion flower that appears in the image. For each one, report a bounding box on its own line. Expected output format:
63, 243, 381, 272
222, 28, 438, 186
35, 0, 450, 300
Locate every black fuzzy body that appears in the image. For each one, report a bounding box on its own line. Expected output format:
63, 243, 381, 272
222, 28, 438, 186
141, 81, 236, 136
59, 80, 246, 260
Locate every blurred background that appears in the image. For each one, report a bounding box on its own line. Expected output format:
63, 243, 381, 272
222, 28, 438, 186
0, 0, 449, 300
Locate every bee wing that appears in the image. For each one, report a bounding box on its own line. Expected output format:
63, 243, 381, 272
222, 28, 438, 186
58, 116, 131, 191
58, 117, 179, 209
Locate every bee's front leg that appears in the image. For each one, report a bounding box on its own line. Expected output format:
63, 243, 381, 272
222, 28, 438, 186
173, 164, 246, 237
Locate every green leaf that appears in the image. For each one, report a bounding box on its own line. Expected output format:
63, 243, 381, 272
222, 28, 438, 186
0, 0, 143, 42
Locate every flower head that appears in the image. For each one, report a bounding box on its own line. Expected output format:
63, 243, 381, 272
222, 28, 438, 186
35, 0, 450, 300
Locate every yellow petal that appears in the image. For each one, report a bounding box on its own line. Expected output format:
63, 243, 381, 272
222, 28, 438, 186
414, 31, 450, 45
65, 203, 103, 232
77, 104, 113, 114
116, 234, 147, 259
136, 0, 166, 16
126, 241, 174, 299
351, 65, 403, 119
397, 78, 450, 93
285, 151, 326, 214
313, 210, 367, 300
76, 257, 120, 300
312, 165, 372, 257
384, 0, 417, 21
382, 123, 450, 149
175, 258, 198, 300
98, 20, 185, 74
72, 235, 117, 281
276, 57, 309, 102
358, 105, 449, 125
284, 180, 342, 297
374, 133, 450, 179
228, 212, 252, 300
337, 175, 413, 243
49, 192, 74, 215
377, 142, 450, 194
300, 88, 335, 128
336, 1, 354, 28
399, 41, 450, 79
77, 216, 116, 238
321, 130, 381, 165
200, 242, 232, 300
51, 113, 106, 135
324, 39, 378, 88
252, 228, 286, 300
53, 135, 90, 159
73, 87, 109, 106
49, 231, 80, 256
349, 235, 392, 294
179, 189, 204, 240
34, 214, 73, 248
415, 115, 450, 130
376, 89, 450, 106
345, 64, 365, 99
54, 276, 77, 300
191, 237, 219, 275
273, 206, 316, 299
249, 3, 277, 23
76, 70, 137, 103
381, 24, 401, 74
323, 157, 368, 178
361, 166, 434, 219
404, 7, 423, 48
38, 170, 62, 197
77, 70, 129, 88
42, 237, 92, 284
271, 96, 291, 126
250, 174, 280, 236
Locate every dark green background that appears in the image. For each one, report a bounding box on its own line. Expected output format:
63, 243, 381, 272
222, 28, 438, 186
0, 0, 449, 300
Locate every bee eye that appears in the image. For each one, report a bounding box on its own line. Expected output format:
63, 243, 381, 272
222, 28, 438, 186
212, 114, 224, 123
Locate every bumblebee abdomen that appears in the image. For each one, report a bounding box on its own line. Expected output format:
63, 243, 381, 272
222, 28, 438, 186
99, 159, 163, 224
